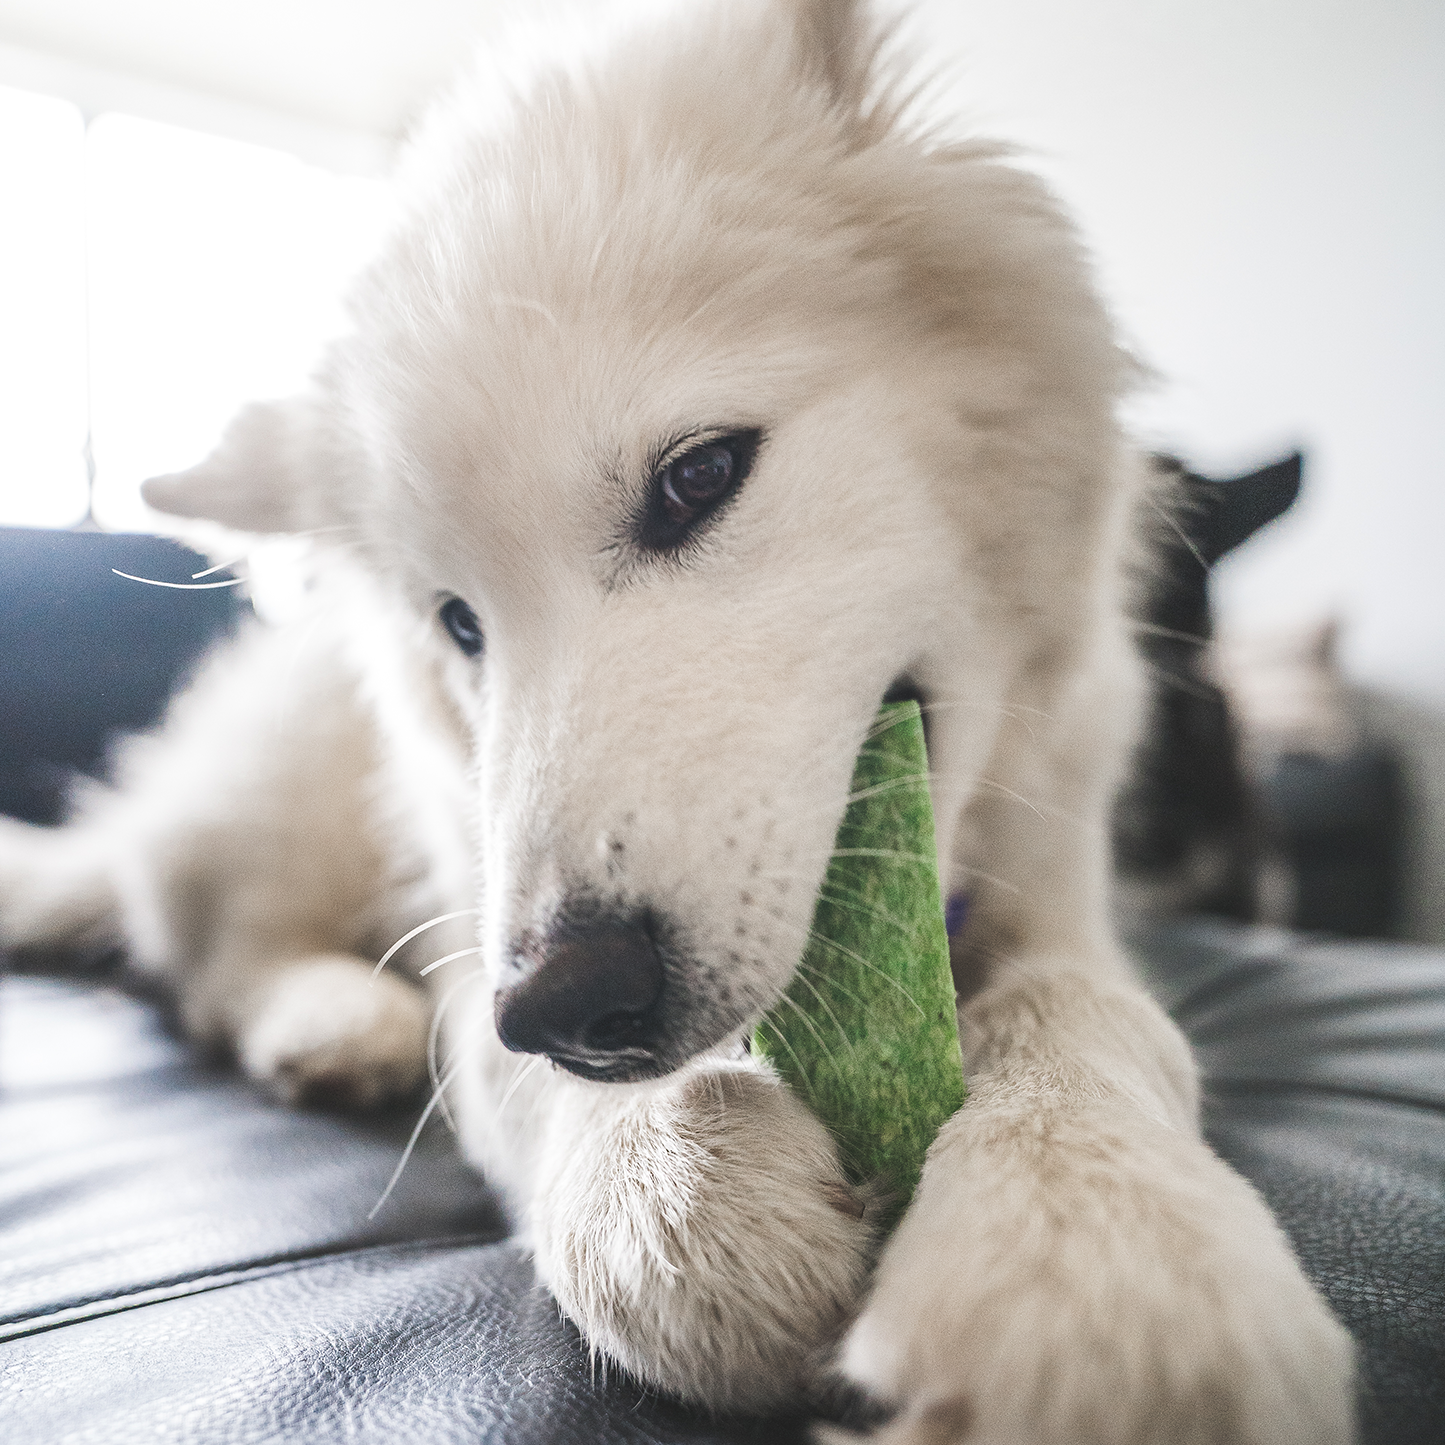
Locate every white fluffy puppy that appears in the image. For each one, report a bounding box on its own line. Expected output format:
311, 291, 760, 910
0, 1, 1354, 1439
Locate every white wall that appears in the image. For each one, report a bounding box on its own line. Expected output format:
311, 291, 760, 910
0, 0, 486, 138
900, 0, 1445, 936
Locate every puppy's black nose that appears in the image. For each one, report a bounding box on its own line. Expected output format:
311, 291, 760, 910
494, 912, 666, 1078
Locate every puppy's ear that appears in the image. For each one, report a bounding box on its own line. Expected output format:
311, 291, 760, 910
142, 395, 346, 535
784, 0, 872, 113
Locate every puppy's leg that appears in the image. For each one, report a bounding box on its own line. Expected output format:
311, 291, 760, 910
834, 955, 1355, 1445
0, 816, 119, 955
822, 611, 1354, 1443
139, 625, 442, 1107
195, 950, 428, 1109
1, 619, 432, 1108
0, 817, 430, 1108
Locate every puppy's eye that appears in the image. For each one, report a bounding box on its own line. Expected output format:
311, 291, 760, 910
642, 430, 760, 549
661, 444, 735, 521
438, 596, 485, 657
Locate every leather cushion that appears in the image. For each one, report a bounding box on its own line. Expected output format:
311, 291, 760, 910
1206, 1090, 1444, 1441
1139, 921, 1445, 1443
0, 527, 244, 825
0, 979, 504, 1335
3, 920, 1443, 1443
0, 974, 805, 1442
0, 1236, 804, 1444
1139, 920, 1445, 1107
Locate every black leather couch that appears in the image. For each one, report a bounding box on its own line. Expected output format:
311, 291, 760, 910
3, 528, 1443, 1443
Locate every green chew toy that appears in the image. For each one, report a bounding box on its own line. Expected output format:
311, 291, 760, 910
752, 701, 965, 1225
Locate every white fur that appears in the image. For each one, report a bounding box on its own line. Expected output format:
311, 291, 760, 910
1, 1, 1354, 1439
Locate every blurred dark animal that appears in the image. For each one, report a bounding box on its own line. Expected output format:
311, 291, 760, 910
1114, 453, 1302, 920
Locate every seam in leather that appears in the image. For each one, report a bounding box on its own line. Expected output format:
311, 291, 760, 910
1203, 1079, 1445, 1115
1153, 955, 1268, 1023
0, 1231, 510, 1343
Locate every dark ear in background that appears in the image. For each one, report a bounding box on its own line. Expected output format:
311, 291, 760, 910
1148, 452, 1303, 643
1195, 451, 1303, 567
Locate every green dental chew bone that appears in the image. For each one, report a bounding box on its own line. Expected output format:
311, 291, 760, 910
752, 701, 965, 1224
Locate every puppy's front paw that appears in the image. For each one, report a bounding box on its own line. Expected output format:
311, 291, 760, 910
530, 1059, 874, 1413
236, 955, 428, 1108
839, 1102, 1355, 1445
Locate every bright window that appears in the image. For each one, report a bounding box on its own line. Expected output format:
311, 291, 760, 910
0, 86, 87, 527
0, 85, 391, 531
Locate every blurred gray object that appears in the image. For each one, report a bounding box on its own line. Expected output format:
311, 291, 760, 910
1119, 455, 1405, 937
1258, 746, 1404, 935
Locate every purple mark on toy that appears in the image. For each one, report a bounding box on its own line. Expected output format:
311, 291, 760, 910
945, 891, 969, 938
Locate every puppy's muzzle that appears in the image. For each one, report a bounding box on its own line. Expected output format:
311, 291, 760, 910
495, 911, 667, 1081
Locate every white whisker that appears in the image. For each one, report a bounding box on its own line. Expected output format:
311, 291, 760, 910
1138, 657, 1219, 701
803, 924, 928, 1018
488, 292, 560, 330
495, 1053, 546, 1126
794, 958, 872, 1018
111, 569, 248, 590
975, 778, 1049, 820
765, 912, 930, 1019
190, 557, 246, 579
370, 908, 481, 981
756, 997, 832, 1089
368, 1058, 461, 1220
1132, 620, 1208, 646
955, 865, 1022, 895
773, 992, 858, 1096
784, 966, 858, 1061
426, 966, 489, 1133
1149, 493, 1210, 573
816, 884, 915, 935
419, 944, 486, 977
843, 772, 934, 805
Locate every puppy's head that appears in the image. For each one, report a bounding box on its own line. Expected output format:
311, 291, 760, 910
145, 0, 1130, 1082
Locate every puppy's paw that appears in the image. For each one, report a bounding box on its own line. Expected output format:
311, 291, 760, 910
839, 1102, 1355, 1445
530, 1059, 874, 1413
236, 956, 428, 1108
813, 1396, 973, 1445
